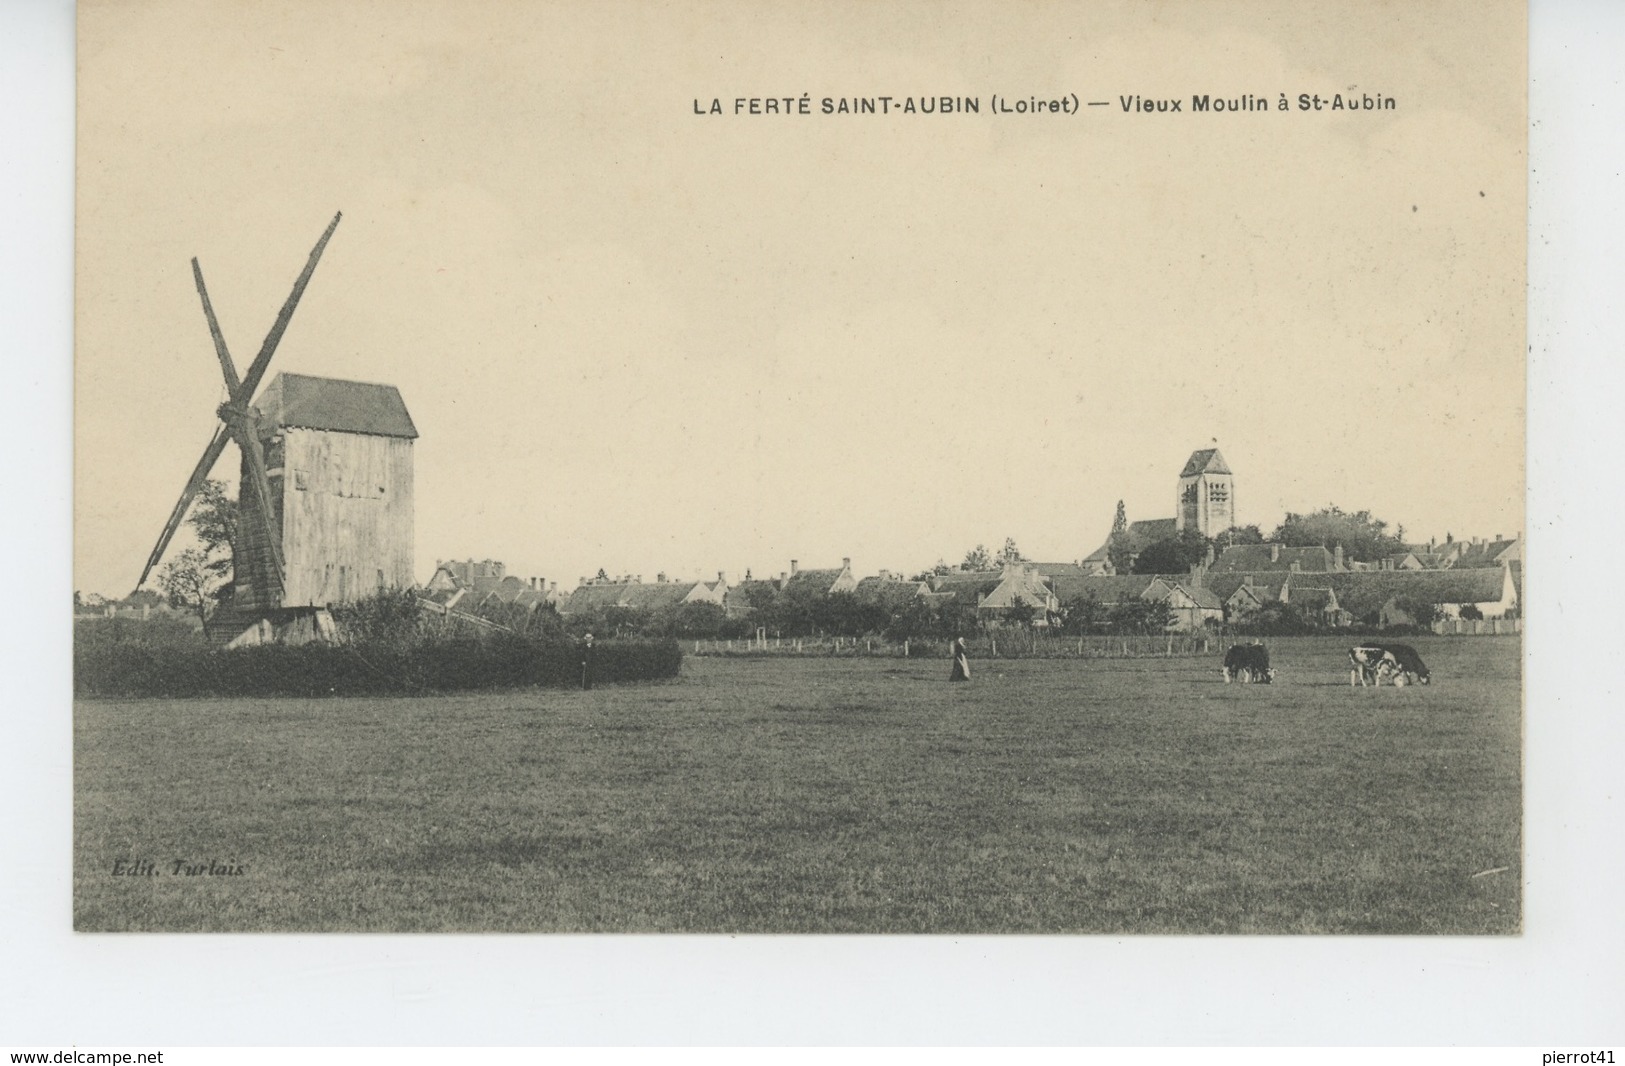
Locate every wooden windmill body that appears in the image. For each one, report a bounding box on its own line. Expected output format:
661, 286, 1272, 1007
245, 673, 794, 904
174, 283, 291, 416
136, 213, 418, 641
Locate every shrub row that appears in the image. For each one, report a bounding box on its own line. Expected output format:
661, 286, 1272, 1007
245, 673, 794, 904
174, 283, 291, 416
74, 629, 682, 699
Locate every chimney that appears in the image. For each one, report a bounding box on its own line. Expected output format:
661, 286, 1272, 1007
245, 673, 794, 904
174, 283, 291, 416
1205, 543, 1215, 566
657, 572, 666, 583
1270, 543, 1280, 563
549, 582, 557, 594
1334, 544, 1344, 570
842, 557, 851, 571
1495, 533, 1502, 542
1290, 561, 1300, 573
1188, 563, 1204, 589
717, 571, 728, 586
790, 560, 799, 575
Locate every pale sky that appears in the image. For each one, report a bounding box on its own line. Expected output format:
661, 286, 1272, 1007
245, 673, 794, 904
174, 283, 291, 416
75, 0, 1526, 597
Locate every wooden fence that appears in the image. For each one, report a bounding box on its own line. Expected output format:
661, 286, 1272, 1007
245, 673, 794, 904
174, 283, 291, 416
1430, 618, 1522, 636
690, 633, 1215, 659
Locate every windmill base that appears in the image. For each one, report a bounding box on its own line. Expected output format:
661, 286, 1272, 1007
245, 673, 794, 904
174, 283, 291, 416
206, 605, 340, 647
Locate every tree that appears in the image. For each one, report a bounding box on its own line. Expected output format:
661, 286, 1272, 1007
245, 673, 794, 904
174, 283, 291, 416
1132, 529, 1212, 575
911, 559, 952, 581
1217, 525, 1264, 546
1106, 501, 1134, 574
938, 600, 981, 638
999, 537, 1024, 565
1003, 593, 1041, 629
169, 479, 239, 609
961, 544, 992, 571
672, 601, 728, 638
1392, 595, 1439, 627
1459, 603, 1484, 621
1107, 599, 1174, 634
884, 598, 940, 642
816, 591, 887, 637
1060, 594, 1105, 634
190, 480, 238, 564
157, 548, 217, 626
1271, 505, 1405, 563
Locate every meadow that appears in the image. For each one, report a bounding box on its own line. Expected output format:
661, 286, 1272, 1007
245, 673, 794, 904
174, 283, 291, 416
74, 635, 1522, 933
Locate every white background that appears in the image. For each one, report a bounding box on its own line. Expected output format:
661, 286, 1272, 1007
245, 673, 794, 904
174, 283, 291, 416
2, 0, 1621, 1046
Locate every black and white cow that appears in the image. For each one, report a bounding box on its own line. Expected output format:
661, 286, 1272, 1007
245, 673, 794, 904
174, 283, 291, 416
1349, 643, 1430, 686
1223, 643, 1275, 684
1382, 643, 1431, 686
1349, 644, 1401, 687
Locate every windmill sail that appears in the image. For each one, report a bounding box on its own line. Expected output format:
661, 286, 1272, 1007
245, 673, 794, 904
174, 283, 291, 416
133, 212, 342, 608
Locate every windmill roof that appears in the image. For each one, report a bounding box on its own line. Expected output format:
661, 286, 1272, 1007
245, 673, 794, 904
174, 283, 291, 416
255, 372, 418, 439
1179, 448, 1231, 477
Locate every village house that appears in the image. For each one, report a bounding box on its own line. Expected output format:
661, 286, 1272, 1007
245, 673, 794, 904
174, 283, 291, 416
852, 572, 933, 613
1209, 542, 1347, 574
1284, 585, 1352, 627
421, 559, 562, 624
975, 563, 1061, 626
1206, 573, 1290, 620
561, 572, 726, 616
1155, 579, 1226, 631
1230, 565, 1520, 626
779, 558, 861, 597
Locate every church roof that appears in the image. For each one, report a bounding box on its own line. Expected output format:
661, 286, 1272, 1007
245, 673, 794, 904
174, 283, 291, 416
1083, 517, 1178, 563
1179, 447, 1231, 477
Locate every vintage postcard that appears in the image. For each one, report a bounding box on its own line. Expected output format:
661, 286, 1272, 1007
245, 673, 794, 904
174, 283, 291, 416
74, 0, 1526, 933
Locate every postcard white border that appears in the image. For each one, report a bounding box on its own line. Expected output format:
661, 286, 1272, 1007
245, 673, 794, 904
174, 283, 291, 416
4, 0, 1622, 1046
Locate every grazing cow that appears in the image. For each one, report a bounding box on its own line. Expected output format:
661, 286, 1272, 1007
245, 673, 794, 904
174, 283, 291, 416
1349, 644, 1401, 687
1382, 643, 1431, 686
1223, 642, 1275, 684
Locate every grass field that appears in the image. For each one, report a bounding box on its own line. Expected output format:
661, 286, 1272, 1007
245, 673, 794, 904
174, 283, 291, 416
74, 635, 1522, 933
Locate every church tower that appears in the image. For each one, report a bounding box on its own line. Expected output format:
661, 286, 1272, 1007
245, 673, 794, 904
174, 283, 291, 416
1176, 447, 1234, 536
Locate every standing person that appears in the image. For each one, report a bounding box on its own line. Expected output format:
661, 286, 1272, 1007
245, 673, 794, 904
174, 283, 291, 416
949, 636, 971, 682
580, 632, 595, 690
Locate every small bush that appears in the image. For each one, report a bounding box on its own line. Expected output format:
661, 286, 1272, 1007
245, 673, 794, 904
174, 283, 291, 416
74, 629, 682, 699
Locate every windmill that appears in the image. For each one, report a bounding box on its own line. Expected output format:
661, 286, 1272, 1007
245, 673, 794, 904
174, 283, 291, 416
135, 213, 417, 641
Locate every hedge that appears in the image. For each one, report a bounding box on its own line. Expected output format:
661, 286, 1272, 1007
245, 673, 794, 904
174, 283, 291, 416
74, 623, 682, 699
